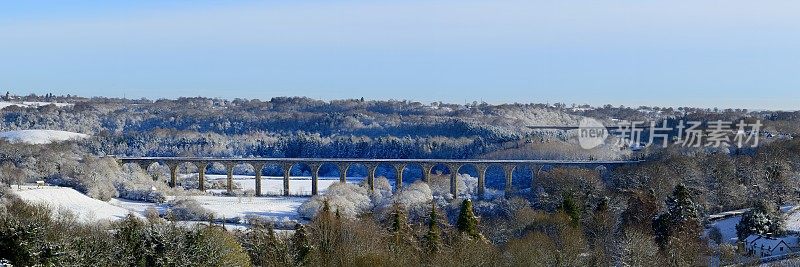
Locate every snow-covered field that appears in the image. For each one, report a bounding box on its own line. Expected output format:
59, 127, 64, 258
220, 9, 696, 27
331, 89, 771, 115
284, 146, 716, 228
12, 175, 387, 226
0, 101, 72, 109
183, 195, 304, 222
11, 183, 318, 225
0, 130, 89, 144
13, 185, 138, 222
707, 215, 741, 244
202, 174, 369, 195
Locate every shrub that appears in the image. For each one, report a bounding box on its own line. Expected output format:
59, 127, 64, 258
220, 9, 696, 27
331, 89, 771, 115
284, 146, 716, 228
115, 181, 166, 203
708, 226, 723, 245
167, 198, 213, 221
245, 215, 298, 230
0, 205, 51, 266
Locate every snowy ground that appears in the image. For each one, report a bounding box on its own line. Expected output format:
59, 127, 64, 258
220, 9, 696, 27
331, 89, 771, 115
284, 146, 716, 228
109, 198, 168, 216
782, 206, 800, 232
0, 129, 89, 144
707, 215, 741, 244
105, 194, 307, 228
10, 180, 341, 226
201, 174, 370, 195
14, 175, 394, 228
182, 195, 305, 222
13, 185, 139, 222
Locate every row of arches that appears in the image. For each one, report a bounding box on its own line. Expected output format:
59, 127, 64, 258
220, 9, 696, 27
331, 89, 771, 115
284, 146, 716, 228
121, 160, 607, 198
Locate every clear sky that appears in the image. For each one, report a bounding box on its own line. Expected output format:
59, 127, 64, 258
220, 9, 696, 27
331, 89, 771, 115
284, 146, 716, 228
1, 1, 799, 110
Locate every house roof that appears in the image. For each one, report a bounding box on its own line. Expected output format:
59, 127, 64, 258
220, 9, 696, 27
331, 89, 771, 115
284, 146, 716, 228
745, 234, 761, 245
748, 235, 794, 252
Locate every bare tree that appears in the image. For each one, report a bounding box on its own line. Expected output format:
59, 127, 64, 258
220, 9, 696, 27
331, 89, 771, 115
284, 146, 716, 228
0, 162, 23, 188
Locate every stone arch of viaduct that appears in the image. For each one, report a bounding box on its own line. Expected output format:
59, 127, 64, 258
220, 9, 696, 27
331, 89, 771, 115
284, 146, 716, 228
115, 157, 642, 198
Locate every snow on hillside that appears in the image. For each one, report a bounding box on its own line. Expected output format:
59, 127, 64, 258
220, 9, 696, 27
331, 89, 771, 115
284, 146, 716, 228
491, 107, 584, 132
110, 194, 307, 224
0, 101, 72, 109
12, 175, 379, 226
0, 130, 89, 144
13, 183, 315, 226
13, 185, 139, 222
783, 207, 800, 232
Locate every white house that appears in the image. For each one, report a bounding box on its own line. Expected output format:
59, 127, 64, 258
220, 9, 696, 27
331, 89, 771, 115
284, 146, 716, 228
744, 234, 798, 258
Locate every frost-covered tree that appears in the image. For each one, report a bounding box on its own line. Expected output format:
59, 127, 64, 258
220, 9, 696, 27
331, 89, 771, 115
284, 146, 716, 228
0, 204, 51, 266
0, 162, 22, 188
186, 226, 252, 266
735, 200, 786, 240
113, 214, 147, 265
652, 183, 702, 247
376, 181, 433, 222
652, 184, 704, 265
617, 229, 663, 266
298, 183, 372, 219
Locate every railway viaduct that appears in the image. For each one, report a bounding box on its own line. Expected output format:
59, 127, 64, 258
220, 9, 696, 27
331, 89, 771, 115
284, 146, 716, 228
114, 157, 643, 198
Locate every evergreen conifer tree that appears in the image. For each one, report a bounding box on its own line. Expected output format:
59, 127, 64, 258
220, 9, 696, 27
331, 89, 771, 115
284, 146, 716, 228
653, 184, 702, 247
423, 202, 443, 255
291, 223, 312, 265
561, 193, 581, 225
456, 199, 483, 240
736, 200, 786, 240
310, 199, 340, 263
389, 203, 417, 254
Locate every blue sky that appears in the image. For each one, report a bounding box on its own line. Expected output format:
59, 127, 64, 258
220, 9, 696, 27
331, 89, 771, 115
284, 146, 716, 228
1, 1, 798, 110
